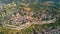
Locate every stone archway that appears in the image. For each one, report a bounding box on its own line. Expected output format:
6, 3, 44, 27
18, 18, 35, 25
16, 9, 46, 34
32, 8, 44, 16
16, 32, 20, 34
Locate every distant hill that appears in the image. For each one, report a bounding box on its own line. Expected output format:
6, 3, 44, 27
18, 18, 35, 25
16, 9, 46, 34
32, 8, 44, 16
0, 0, 60, 4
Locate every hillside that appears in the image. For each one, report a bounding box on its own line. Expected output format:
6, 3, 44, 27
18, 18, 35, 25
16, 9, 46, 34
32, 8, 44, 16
0, 0, 60, 34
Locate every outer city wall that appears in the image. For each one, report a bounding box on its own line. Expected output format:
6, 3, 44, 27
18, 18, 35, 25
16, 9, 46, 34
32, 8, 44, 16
3, 18, 56, 30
